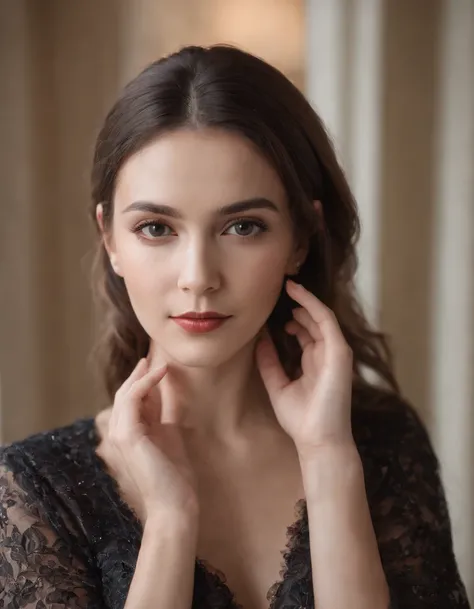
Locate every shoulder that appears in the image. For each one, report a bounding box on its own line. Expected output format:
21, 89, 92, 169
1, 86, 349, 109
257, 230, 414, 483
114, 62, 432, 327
0, 421, 106, 607
0, 416, 103, 547
0, 416, 98, 476
351, 385, 440, 500
0, 417, 99, 524
351, 384, 432, 453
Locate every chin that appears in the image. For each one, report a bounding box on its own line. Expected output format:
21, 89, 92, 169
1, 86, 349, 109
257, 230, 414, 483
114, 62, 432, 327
161, 350, 232, 370
155, 334, 253, 369
146, 316, 262, 365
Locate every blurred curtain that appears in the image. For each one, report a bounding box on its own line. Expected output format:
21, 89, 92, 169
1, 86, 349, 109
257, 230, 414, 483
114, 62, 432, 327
307, 0, 473, 599
0, 0, 472, 600
0, 0, 305, 439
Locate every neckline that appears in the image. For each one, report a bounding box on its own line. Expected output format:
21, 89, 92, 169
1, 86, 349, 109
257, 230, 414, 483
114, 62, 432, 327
195, 496, 308, 609
85, 415, 309, 609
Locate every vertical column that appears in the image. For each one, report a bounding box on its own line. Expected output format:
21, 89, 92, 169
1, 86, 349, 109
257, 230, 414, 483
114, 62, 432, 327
347, 1, 384, 325
306, 0, 346, 154
378, 0, 441, 421
0, 0, 44, 442
49, 0, 123, 423
431, 0, 474, 599
306, 0, 473, 596
306, 0, 384, 325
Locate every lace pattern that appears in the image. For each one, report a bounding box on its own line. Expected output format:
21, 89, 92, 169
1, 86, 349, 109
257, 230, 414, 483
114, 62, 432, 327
0, 387, 471, 608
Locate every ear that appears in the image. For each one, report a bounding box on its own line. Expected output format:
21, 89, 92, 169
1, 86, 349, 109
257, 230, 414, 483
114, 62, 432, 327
286, 200, 323, 275
96, 203, 122, 276
288, 242, 309, 276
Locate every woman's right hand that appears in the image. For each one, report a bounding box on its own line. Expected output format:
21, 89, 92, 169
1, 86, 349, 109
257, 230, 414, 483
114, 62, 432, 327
95, 358, 199, 525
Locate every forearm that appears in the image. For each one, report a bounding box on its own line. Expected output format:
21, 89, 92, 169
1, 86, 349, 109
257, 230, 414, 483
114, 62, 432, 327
124, 513, 199, 609
299, 444, 390, 609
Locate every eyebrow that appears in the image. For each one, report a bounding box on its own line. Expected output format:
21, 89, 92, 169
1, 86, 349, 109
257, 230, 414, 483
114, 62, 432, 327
122, 197, 280, 218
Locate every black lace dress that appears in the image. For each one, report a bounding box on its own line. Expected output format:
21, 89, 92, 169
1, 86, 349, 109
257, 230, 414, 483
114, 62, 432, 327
0, 387, 470, 609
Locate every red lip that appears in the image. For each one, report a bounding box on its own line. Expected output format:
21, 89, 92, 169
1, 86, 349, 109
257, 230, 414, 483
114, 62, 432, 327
172, 311, 230, 319
171, 317, 230, 333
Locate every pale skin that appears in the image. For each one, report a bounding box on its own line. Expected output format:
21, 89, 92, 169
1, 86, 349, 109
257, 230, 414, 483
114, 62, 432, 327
95, 127, 390, 609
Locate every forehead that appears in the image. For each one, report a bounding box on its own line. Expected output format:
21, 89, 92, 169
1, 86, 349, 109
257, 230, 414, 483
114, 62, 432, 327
114, 127, 288, 214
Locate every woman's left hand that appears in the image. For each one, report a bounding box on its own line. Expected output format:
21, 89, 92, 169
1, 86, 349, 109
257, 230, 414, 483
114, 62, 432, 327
255, 280, 355, 456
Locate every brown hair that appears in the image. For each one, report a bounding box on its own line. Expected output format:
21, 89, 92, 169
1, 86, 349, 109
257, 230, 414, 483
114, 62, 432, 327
89, 44, 400, 401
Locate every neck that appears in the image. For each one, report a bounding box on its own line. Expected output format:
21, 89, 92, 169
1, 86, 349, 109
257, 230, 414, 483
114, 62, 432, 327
147, 337, 280, 444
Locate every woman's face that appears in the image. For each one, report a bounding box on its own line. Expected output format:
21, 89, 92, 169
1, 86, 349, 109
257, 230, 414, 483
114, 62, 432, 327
100, 127, 305, 368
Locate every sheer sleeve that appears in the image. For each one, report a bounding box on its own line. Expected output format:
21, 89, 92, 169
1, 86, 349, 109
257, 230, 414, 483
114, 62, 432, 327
370, 402, 471, 608
0, 460, 104, 608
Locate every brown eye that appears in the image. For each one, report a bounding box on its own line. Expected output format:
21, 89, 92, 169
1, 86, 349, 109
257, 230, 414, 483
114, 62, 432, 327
133, 221, 172, 239
225, 219, 268, 238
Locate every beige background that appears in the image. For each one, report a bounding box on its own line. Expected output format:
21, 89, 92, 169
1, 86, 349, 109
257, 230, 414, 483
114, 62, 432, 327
1, 0, 472, 600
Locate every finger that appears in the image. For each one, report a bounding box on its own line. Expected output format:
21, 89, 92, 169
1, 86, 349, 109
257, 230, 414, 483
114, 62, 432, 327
255, 331, 290, 397
285, 319, 313, 351
117, 365, 168, 438
286, 280, 347, 350
120, 357, 148, 394
128, 364, 168, 401
291, 307, 323, 343
141, 388, 163, 427
109, 358, 148, 432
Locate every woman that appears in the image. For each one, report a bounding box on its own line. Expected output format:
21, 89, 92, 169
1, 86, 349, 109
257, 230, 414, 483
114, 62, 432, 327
0, 45, 470, 609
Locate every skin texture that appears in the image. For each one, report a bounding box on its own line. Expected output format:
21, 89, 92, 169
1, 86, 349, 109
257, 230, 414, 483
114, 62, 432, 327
97, 126, 308, 444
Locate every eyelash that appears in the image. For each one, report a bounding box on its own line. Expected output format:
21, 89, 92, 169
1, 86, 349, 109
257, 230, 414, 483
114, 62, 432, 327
131, 217, 269, 241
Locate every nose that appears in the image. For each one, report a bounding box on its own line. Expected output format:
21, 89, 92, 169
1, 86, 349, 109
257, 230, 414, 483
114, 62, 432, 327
176, 240, 220, 295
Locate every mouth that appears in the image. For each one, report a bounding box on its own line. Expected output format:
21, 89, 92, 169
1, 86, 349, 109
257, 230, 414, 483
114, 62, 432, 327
172, 312, 230, 320
170, 316, 232, 334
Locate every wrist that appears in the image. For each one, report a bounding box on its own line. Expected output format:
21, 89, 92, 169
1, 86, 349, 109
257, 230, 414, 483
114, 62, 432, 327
144, 507, 200, 536
298, 443, 365, 500
297, 439, 360, 465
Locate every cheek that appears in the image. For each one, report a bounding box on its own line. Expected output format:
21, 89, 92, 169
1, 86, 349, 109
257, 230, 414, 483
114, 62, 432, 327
122, 272, 163, 334
117, 242, 167, 322
243, 247, 289, 311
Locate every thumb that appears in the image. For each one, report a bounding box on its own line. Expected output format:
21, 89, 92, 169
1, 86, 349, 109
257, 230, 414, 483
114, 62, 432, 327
255, 331, 289, 397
